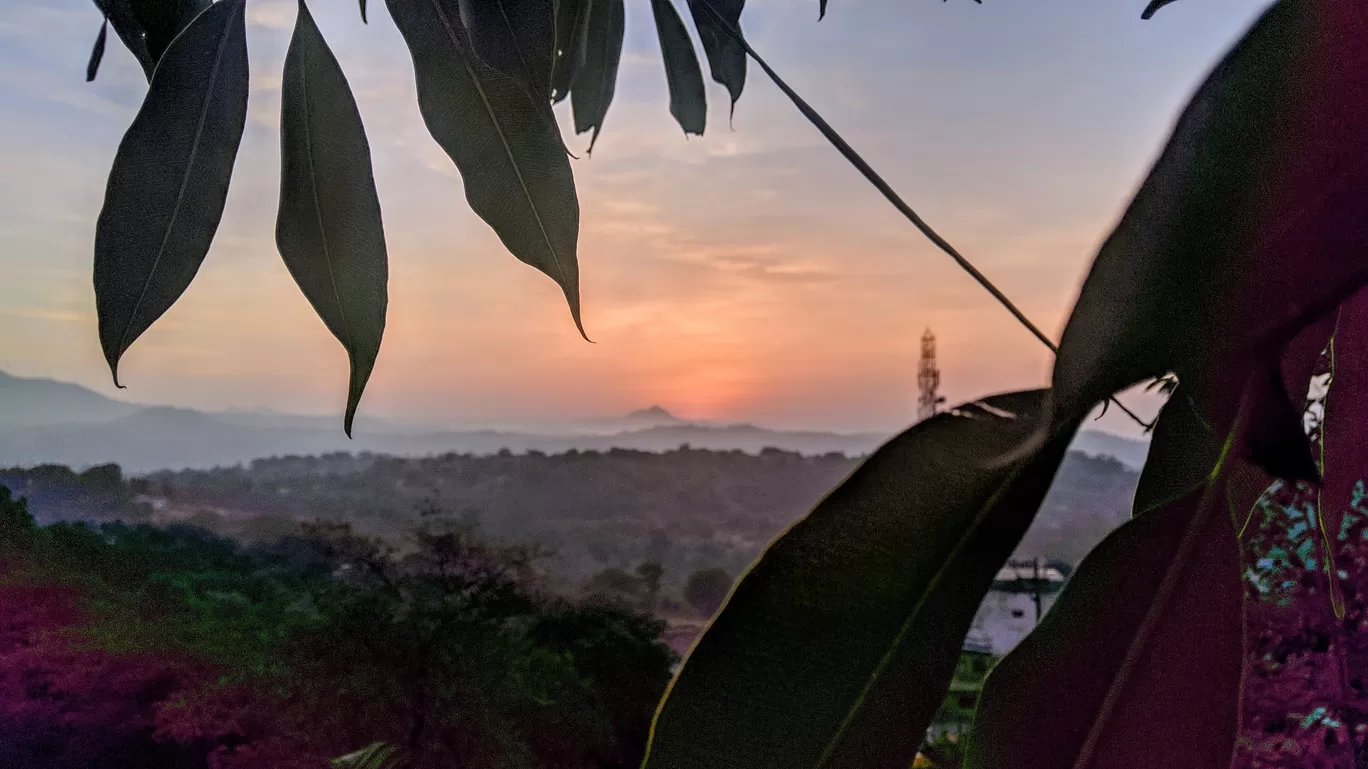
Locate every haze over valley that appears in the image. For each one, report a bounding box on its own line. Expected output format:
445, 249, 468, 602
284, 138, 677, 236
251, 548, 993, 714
0, 370, 1150, 472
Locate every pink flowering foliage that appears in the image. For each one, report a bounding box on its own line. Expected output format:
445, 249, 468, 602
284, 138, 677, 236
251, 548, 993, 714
1239, 480, 1368, 769
0, 486, 675, 769
0, 581, 214, 768
1237, 336, 1368, 769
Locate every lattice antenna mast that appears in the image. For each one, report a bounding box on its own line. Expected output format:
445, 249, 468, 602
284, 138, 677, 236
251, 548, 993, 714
917, 328, 944, 422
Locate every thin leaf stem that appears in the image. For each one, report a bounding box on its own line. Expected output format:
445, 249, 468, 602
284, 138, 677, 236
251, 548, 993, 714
692, 0, 1150, 430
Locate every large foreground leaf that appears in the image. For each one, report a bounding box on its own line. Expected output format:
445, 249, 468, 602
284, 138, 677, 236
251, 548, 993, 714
968, 374, 1277, 769
93, 0, 249, 385
686, 0, 744, 115
1134, 305, 1338, 515
642, 390, 1080, 769
966, 481, 1246, 769
651, 0, 706, 136
386, 0, 585, 336
1046, 0, 1368, 451
277, 0, 388, 437
570, 0, 624, 152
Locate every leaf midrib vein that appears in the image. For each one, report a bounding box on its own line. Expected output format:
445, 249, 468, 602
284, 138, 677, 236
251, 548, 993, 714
814, 410, 1044, 769
117, 1, 237, 361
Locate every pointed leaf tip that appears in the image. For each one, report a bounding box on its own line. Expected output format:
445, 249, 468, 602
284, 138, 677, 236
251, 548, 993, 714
652, 0, 707, 137
687, 0, 746, 111
87, 17, 109, 82
278, 0, 388, 436
571, 0, 625, 142
566, 290, 591, 343
94, 0, 249, 381
108, 361, 126, 390
1140, 0, 1175, 19
344, 399, 357, 438
386, 0, 583, 345
359, 0, 367, 23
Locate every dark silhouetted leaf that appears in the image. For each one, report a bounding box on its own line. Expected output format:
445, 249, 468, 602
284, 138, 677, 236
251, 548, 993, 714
549, 0, 590, 102
819, 0, 827, 20
1131, 390, 1217, 515
966, 481, 1245, 769
360, 0, 368, 23
277, 0, 389, 437
87, 16, 109, 82
385, 0, 585, 337
93, 0, 249, 385
642, 390, 1081, 769
1134, 304, 1334, 516
91, 0, 155, 79
968, 374, 1278, 769
571, 0, 624, 152
131, 0, 211, 64
1044, 0, 1368, 473
1140, 0, 1177, 19
686, 0, 745, 116
650, 0, 706, 136
458, 0, 556, 101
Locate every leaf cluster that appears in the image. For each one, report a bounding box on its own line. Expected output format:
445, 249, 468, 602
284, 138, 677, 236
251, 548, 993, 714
84, 0, 756, 433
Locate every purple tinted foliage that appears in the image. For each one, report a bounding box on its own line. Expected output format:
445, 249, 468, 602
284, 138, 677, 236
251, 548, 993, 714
1237, 315, 1368, 769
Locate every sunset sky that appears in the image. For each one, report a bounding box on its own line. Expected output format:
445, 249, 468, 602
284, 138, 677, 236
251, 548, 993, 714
0, 0, 1269, 434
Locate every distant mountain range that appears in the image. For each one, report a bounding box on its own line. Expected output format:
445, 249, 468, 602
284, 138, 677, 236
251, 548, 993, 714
0, 371, 1150, 473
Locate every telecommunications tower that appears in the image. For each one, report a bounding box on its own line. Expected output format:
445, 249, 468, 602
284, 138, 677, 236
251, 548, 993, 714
917, 328, 945, 421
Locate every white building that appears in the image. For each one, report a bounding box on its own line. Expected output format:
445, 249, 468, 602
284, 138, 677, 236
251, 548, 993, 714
966, 561, 1067, 657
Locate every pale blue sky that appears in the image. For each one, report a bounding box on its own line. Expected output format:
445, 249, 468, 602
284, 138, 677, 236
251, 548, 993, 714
0, 0, 1269, 433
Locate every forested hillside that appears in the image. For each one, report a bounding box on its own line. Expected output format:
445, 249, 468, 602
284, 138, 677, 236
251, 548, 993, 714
0, 446, 1140, 768
0, 487, 673, 768
6, 447, 1140, 588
